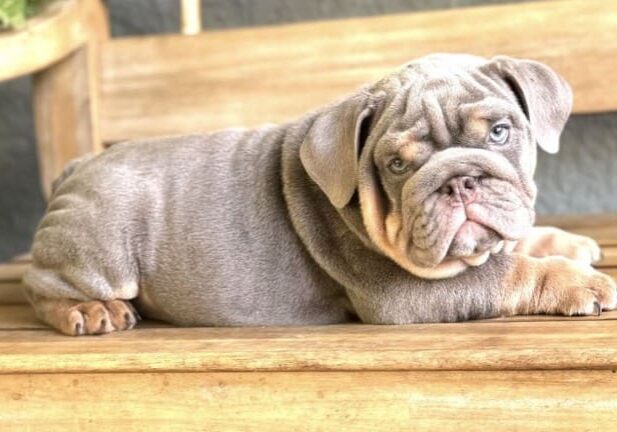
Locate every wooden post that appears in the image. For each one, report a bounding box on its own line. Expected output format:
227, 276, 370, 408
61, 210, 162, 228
180, 0, 202, 35
32, 0, 109, 198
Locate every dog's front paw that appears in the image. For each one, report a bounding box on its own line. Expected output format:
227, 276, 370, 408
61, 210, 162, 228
534, 257, 616, 316
516, 227, 603, 265
65, 300, 141, 336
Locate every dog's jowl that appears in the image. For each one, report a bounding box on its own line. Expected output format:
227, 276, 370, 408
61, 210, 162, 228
23, 54, 616, 335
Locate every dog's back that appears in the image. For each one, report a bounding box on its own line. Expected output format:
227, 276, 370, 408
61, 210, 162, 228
25, 127, 350, 327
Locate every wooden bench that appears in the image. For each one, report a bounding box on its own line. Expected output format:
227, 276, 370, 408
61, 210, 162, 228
1, 0, 617, 429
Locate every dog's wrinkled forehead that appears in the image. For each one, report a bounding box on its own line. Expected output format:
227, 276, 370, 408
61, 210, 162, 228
376, 54, 521, 143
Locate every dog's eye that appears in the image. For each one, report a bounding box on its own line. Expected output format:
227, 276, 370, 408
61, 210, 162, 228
388, 158, 408, 174
489, 124, 510, 145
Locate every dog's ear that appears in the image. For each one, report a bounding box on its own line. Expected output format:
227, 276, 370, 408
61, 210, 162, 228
300, 93, 375, 208
490, 56, 572, 154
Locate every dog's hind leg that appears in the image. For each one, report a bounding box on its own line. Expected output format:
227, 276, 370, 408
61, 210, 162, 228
23, 263, 141, 336
24, 289, 141, 336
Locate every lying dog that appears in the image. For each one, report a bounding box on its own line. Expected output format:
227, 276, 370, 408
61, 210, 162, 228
24, 54, 616, 335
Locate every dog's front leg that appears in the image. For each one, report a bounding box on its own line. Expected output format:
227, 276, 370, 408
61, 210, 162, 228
500, 253, 616, 317
514, 227, 603, 265
346, 252, 615, 324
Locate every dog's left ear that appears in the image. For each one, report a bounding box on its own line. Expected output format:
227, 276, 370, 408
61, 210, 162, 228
489, 56, 573, 154
300, 92, 375, 208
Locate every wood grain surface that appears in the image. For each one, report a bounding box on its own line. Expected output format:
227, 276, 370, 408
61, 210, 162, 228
2, 311, 617, 374
538, 213, 617, 246
100, 0, 617, 142
1, 370, 616, 431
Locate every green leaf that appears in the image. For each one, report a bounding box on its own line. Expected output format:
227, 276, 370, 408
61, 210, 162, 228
0, 0, 28, 30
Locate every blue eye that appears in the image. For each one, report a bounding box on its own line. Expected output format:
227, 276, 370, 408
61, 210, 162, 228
489, 123, 510, 145
388, 157, 408, 174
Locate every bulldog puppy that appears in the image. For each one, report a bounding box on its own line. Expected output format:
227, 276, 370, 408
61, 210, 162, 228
24, 54, 616, 335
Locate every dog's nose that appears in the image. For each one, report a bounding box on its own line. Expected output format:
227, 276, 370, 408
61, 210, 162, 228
440, 176, 478, 204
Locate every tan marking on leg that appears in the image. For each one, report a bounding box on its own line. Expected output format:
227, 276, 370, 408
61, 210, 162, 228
499, 254, 540, 316
500, 253, 617, 317
25, 291, 85, 335
26, 290, 140, 336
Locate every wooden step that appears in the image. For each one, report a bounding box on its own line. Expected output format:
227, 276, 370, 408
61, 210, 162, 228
2, 303, 617, 430
2, 303, 617, 374
1, 369, 615, 431
0, 261, 27, 304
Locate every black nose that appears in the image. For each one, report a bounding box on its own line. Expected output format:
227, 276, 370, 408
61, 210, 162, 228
440, 176, 478, 203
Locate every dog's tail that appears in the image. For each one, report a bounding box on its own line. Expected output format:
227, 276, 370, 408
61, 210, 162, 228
50, 153, 96, 195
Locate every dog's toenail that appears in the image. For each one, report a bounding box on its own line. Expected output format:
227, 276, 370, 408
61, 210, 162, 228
99, 319, 107, 332
124, 312, 136, 327
74, 322, 82, 335
593, 301, 601, 316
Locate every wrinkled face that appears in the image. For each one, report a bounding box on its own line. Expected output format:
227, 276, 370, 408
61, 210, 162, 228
355, 55, 570, 278
301, 54, 572, 279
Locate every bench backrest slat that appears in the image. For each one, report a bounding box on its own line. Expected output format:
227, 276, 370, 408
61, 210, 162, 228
100, 0, 617, 142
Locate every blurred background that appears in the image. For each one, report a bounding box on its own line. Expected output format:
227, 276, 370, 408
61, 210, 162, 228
1, 0, 616, 261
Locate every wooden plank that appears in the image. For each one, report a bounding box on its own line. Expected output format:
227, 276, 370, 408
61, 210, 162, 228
0, 370, 616, 431
0, 262, 27, 304
8, 253, 32, 263
33, 47, 101, 198
32, 0, 108, 197
538, 213, 617, 246
0, 262, 28, 282
597, 246, 617, 268
0, 305, 44, 330
100, 0, 617, 142
180, 0, 201, 35
538, 212, 617, 229
0, 283, 27, 304
4, 317, 617, 373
